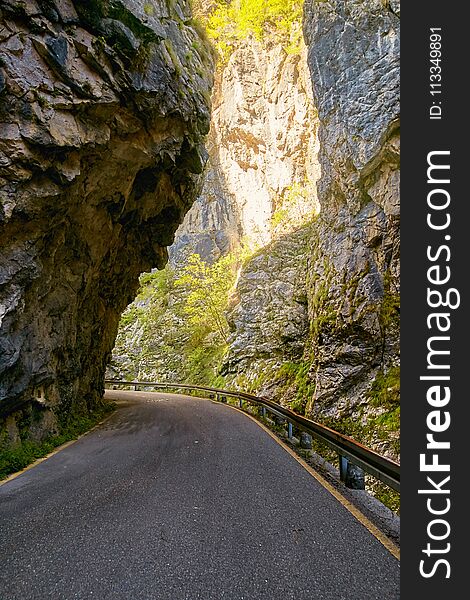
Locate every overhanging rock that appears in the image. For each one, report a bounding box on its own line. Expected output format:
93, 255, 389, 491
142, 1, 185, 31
0, 0, 214, 435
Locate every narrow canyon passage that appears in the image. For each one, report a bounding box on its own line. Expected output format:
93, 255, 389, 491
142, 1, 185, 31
0, 391, 399, 600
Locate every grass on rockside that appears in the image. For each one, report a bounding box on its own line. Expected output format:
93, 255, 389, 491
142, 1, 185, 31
0, 403, 116, 481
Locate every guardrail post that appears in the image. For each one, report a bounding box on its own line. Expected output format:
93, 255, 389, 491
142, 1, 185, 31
339, 456, 348, 482
261, 407, 266, 419
239, 397, 243, 409
134, 383, 138, 391
339, 455, 365, 490
288, 422, 293, 439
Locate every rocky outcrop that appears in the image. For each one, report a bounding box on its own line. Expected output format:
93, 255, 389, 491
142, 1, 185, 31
170, 37, 320, 264
220, 0, 400, 458
107, 0, 400, 459
0, 0, 213, 438
109, 32, 320, 387
168, 129, 240, 267
223, 225, 311, 385
302, 0, 400, 426
212, 39, 319, 247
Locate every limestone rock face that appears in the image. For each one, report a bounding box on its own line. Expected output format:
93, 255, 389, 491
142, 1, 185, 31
302, 0, 400, 422
223, 226, 310, 381
0, 0, 213, 430
304, 0, 399, 223
212, 39, 319, 247
109, 35, 320, 389
170, 37, 320, 264
168, 130, 240, 267
221, 1, 400, 458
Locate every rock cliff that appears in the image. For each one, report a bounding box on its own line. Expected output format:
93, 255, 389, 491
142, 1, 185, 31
302, 0, 400, 427
222, 0, 400, 457
170, 36, 319, 264
109, 0, 400, 458
0, 0, 213, 438
109, 28, 321, 386
224, 225, 311, 379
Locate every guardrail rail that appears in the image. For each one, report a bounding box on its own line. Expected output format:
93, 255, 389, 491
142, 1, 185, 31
104, 379, 400, 493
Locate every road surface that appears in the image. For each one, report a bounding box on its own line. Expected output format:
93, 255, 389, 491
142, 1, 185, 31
0, 391, 399, 599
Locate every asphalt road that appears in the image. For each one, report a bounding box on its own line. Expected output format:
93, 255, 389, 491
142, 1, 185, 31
0, 391, 400, 599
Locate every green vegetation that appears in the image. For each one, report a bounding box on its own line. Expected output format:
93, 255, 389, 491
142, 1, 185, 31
112, 251, 241, 385
276, 361, 315, 413
271, 182, 317, 232
175, 253, 236, 343
309, 260, 337, 344
164, 39, 183, 76
192, 0, 304, 61
368, 365, 400, 409
286, 363, 400, 513
0, 404, 115, 480
310, 366, 400, 458
372, 485, 400, 515
379, 270, 400, 338
367, 365, 400, 456
306, 400, 400, 514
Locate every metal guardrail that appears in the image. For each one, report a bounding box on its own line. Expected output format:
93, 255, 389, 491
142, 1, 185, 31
104, 379, 400, 493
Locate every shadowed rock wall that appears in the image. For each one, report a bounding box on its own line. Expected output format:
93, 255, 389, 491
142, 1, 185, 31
302, 0, 400, 429
0, 0, 213, 437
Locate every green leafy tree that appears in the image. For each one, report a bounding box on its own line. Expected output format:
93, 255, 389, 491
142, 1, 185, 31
197, 0, 303, 61
175, 253, 236, 343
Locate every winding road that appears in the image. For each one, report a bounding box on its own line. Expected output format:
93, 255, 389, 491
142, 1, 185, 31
0, 391, 400, 599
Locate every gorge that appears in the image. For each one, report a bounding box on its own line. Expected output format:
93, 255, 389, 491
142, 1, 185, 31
0, 0, 400, 491
112, 0, 400, 465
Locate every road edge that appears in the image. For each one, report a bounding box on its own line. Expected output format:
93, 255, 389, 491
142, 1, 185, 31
222, 402, 401, 561
0, 409, 117, 488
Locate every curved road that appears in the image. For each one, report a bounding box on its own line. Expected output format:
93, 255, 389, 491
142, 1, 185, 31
0, 391, 399, 599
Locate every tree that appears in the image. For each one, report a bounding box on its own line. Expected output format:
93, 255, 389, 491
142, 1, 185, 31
204, 0, 303, 61
175, 253, 236, 343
